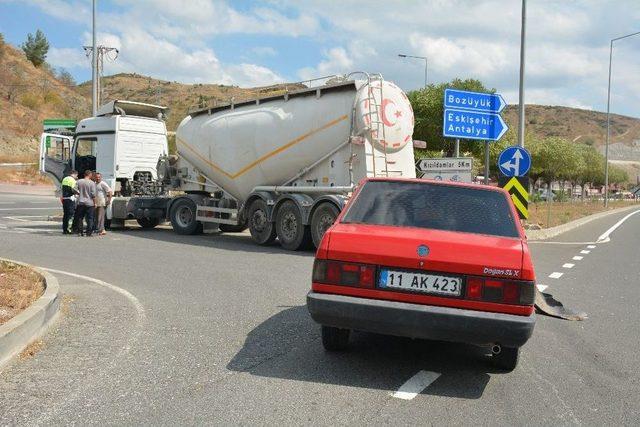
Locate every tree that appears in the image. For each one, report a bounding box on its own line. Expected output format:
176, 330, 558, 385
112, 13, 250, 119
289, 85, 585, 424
56, 68, 76, 86
574, 145, 604, 199
21, 29, 49, 67
408, 78, 494, 157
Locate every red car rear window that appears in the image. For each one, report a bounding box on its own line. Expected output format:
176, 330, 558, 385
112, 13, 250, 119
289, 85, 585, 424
342, 181, 519, 238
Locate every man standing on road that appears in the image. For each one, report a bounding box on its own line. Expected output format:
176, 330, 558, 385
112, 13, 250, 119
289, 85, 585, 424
60, 169, 78, 234
94, 173, 112, 236
73, 170, 97, 236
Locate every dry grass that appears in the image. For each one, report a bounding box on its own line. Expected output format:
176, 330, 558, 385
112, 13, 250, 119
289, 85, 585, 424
0, 261, 45, 325
0, 165, 51, 185
526, 200, 639, 228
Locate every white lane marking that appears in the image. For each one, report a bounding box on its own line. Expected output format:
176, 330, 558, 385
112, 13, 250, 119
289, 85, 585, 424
391, 370, 440, 400
587, 245, 596, 249
549, 272, 564, 279
573, 256, 583, 261
0, 207, 58, 211
14, 227, 58, 233
580, 250, 590, 254
0, 202, 16, 205
29, 201, 51, 204
42, 268, 146, 321
562, 263, 575, 269
597, 209, 640, 243
537, 284, 548, 292
528, 241, 602, 245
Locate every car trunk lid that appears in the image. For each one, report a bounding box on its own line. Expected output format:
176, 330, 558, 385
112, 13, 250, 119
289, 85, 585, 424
327, 223, 524, 279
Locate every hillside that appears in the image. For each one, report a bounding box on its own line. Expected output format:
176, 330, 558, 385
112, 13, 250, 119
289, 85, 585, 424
0, 38, 91, 161
502, 104, 640, 150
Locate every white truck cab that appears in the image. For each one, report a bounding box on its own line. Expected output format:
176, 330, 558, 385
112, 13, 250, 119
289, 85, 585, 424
40, 100, 168, 194
40, 100, 169, 225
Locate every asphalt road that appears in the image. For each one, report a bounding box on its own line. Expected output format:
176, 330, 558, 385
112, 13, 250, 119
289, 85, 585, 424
1, 188, 639, 425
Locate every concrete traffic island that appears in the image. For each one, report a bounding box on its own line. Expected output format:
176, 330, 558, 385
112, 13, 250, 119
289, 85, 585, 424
0, 259, 60, 369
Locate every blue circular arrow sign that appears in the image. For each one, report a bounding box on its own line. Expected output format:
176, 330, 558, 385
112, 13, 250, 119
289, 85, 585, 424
498, 146, 531, 177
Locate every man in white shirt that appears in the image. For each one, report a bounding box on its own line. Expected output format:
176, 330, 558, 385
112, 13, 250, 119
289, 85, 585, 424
94, 173, 112, 236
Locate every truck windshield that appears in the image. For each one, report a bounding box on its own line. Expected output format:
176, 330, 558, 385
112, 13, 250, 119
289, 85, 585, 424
342, 181, 520, 238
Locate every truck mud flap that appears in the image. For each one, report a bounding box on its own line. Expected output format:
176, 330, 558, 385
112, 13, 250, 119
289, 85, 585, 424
535, 288, 587, 321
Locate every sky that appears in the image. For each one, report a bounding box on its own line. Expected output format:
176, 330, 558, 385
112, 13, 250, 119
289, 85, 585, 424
1, 0, 639, 117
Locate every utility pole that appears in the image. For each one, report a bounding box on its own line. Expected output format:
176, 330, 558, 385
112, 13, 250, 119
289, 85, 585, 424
604, 30, 640, 208
84, 45, 119, 108
86, 0, 118, 114
517, 0, 527, 148
91, 0, 97, 116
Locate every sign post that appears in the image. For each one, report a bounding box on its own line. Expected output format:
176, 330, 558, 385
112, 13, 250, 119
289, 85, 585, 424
442, 89, 508, 184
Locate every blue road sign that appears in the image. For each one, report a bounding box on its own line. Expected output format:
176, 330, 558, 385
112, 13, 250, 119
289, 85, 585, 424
443, 108, 508, 141
444, 89, 506, 114
498, 146, 531, 177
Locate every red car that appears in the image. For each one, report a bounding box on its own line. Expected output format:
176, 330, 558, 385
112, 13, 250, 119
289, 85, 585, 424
307, 178, 536, 371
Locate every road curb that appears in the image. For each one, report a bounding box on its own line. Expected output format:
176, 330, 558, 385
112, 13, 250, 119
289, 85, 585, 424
0, 259, 61, 370
526, 204, 640, 241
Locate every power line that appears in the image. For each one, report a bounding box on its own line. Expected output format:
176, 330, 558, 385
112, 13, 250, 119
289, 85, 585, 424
83, 45, 119, 107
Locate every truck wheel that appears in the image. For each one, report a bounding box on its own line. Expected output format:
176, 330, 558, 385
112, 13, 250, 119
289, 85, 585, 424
275, 200, 310, 251
170, 198, 202, 235
311, 202, 340, 248
137, 218, 160, 229
219, 223, 248, 233
321, 326, 350, 351
248, 199, 276, 245
491, 346, 520, 371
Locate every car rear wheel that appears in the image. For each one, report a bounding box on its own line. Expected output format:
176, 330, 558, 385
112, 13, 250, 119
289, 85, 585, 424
310, 202, 339, 248
275, 200, 310, 251
321, 326, 350, 351
248, 199, 276, 245
170, 198, 203, 235
491, 346, 520, 371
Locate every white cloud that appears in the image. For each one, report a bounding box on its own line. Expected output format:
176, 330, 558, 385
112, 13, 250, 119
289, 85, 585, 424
298, 47, 353, 80
48, 47, 89, 69
50, 27, 285, 87
19, 0, 90, 23
227, 63, 284, 87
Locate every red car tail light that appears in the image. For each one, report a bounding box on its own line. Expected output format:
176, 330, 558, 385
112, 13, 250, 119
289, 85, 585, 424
313, 259, 376, 288
464, 276, 535, 306
466, 278, 483, 300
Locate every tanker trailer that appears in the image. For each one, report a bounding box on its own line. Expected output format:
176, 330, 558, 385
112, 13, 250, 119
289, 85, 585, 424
161, 73, 416, 250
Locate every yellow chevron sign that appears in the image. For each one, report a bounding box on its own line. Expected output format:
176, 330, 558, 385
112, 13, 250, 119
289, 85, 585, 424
500, 176, 529, 219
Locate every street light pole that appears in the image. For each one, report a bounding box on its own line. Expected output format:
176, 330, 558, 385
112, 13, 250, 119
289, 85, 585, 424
398, 54, 428, 88
604, 30, 640, 208
517, 0, 526, 148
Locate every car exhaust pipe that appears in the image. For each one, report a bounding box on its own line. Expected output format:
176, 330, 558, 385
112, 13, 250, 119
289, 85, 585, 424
491, 344, 502, 355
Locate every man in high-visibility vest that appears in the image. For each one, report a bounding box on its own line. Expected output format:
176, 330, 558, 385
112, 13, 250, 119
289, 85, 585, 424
61, 170, 78, 234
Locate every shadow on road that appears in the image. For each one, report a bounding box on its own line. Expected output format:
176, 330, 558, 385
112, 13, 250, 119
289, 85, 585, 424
227, 305, 494, 399
118, 227, 316, 256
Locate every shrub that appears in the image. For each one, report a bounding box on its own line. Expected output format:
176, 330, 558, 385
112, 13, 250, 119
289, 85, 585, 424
19, 92, 41, 110
43, 90, 62, 106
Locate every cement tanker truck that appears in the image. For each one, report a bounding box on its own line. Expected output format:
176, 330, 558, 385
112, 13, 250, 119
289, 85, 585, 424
40, 73, 416, 250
